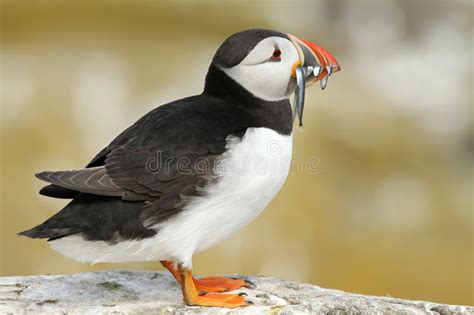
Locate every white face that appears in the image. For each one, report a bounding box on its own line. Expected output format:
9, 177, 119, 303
221, 36, 300, 101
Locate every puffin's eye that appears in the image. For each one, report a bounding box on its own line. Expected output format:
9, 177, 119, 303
269, 49, 281, 62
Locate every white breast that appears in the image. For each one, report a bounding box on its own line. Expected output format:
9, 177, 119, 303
49, 127, 293, 267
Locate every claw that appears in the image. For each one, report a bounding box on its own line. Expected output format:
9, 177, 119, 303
230, 277, 257, 289
244, 279, 256, 289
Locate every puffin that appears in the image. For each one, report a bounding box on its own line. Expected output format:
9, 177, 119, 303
19, 29, 340, 308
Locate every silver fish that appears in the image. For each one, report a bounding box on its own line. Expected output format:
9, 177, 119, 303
326, 66, 332, 77
313, 66, 322, 77
320, 75, 328, 90
293, 66, 306, 129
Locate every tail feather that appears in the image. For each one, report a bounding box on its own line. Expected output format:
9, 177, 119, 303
18, 228, 42, 238
18, 193, 153, 243
39, 184, 78, 199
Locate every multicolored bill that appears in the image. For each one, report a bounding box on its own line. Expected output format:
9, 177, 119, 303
288, 34, 340, 129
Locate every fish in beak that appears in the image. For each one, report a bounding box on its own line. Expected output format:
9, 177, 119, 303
288, 34, 341, 129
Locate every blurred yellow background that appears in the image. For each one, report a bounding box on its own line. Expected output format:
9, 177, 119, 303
1, 0, 472, 306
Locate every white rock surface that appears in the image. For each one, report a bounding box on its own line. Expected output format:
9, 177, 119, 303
0, 270, 471, 314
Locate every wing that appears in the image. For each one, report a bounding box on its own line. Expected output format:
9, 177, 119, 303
37, 95, 250, 207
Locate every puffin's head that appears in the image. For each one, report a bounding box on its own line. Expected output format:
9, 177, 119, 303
210, 29, 340, 102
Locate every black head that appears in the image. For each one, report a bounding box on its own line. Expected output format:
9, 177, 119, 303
205, 28, 341, 102
211, 29, 288, 68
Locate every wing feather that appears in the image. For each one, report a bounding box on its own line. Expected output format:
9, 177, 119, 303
36, 167, 124, 196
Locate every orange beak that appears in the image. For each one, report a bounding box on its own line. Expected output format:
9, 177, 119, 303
288, 34, 340, 87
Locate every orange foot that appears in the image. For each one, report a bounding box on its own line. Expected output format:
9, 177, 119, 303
160, 260, 256, 294
177, 263, 252, 308
191, 293, 250, 308
195, 276, 256, 294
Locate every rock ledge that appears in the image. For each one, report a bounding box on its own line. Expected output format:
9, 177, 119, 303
0, 270, 471, 314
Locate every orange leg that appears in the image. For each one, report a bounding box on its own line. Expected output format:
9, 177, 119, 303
178, 264, 249, 308
161, 260, 181, 283
160, 260, 255, 294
